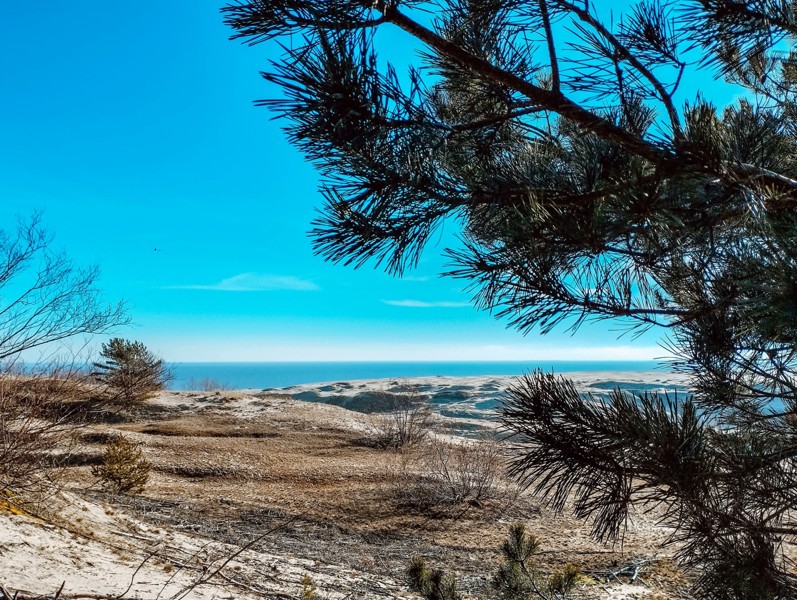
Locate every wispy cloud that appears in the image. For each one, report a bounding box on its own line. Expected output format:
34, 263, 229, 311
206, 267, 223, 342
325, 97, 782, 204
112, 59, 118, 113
383, 299, 470, 308
169, 273, 319, 292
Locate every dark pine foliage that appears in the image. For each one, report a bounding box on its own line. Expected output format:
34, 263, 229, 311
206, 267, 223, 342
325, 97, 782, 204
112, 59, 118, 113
223, 1, 797, 596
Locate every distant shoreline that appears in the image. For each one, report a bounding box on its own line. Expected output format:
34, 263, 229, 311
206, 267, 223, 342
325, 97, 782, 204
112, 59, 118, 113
168, 360, 667, 390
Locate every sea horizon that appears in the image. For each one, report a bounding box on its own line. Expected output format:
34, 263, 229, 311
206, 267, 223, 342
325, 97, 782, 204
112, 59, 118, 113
168, 359, 666, 390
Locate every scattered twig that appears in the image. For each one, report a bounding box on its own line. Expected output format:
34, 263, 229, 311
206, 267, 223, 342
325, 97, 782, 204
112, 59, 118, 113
154, 540, 215, 600
605, 559, 651, 583
117, 545, 163, 599
215, 572, 289, 598
109, 530, 160, 543
167, 514, 300, 600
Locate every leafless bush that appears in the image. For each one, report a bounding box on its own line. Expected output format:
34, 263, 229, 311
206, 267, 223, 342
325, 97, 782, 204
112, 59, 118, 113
0, 213, 126, 506
388, 434, 520, 512
92, 434, 150, 493
368, 383, 434, 450
424, 436, 507, 505
185, 377, 231, 392
0, 367, 91, 503
0, 214, 128, 363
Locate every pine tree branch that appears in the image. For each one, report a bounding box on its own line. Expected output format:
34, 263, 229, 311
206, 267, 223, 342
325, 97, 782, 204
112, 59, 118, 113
730, 162, 797, 189
378, 2, 797, 197
555, 0, 683, 139
538, 0, 560, 92
378, 2, 672, 165
700, 0, 797, 39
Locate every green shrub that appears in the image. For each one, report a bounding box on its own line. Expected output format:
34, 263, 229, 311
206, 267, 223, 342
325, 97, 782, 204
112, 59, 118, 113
92, 435, 150, 493
300, 575, 318, 600
492, 524, 579, 599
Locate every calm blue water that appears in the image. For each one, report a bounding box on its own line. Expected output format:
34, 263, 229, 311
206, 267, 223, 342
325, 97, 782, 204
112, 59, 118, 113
169, 361, 663, 390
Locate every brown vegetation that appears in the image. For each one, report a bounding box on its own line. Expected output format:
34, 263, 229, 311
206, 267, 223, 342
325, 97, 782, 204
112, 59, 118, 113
386, 434, 520, 514
0, 368, 94, 506
27, 390, 693, 599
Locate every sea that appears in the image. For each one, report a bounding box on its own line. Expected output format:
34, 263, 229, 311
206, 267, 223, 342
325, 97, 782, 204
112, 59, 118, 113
168, 360, 663, 390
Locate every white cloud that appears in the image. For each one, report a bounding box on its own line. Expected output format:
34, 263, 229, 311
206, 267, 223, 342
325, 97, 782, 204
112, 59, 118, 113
383, 300, 470, 308
169, 273, 319, 292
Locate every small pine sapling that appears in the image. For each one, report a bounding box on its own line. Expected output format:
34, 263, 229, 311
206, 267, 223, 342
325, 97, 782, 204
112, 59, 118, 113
92, 435, 151, 494
406, 555, 462, 600
493, 524, 579, 600
407, 525, 579, 600
94, 338, 167, 406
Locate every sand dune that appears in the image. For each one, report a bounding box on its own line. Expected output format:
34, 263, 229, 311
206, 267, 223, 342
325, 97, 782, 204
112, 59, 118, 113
1, 372, 692, 599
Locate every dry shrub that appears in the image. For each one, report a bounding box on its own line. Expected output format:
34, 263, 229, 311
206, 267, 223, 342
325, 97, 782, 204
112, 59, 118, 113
185, 377, 231, 392
388, 434, 520, 512
368, 383, 434, 450
92, 435, 151, 493
0, 368, 90, 502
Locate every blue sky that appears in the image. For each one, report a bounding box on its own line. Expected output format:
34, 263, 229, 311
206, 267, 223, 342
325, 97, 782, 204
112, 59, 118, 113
1, 2, 714, 362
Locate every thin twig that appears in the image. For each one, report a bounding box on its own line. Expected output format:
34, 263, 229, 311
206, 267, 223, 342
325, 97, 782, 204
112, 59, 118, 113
117, 545, 163, 599
167, 515, 300, 600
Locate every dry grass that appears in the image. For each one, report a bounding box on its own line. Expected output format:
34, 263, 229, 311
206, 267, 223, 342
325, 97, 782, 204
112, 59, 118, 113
53, 391, 694, 598
184, 377, 232, 392
135, 415, 281, 438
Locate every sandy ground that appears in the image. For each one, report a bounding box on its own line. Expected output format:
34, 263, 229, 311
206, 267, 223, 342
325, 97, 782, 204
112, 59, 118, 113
1, 373, 693, 599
